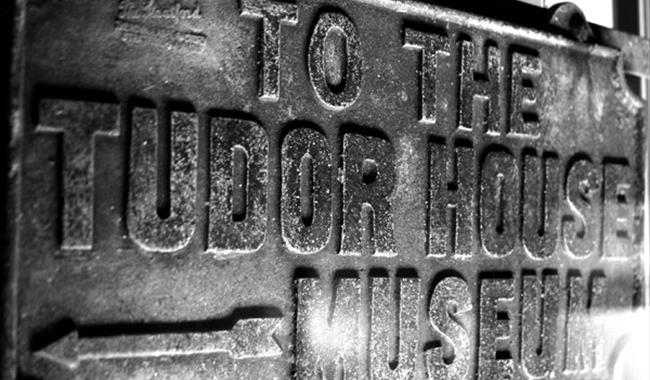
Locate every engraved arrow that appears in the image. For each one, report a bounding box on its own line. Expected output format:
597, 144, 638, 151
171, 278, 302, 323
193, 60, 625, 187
34, 318, 282, 369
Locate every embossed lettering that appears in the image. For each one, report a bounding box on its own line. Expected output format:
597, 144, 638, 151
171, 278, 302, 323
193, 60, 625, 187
295, 275, 362, 379
403, 28, 451, 123
521, 271, 559, 378
116, 0, 205, 51
425, 276, 473, 380
37, 99, 120, 250
308, 11, 362, 108
209, 117, 268, 253
564, 274, 608, 374
480, 149, 519, 256
241, 0, 298, 100
603, 161, 637, 258
523, 152, 560, 258
128, 104, 197, 251
342, 133, 395, 255
563, 157, 602, 258
510, 51, 541, 135
370, 275, 419, 378
118, 0, 201, 20
479, 277, 515, 380
282, 128, 332, 252
459, 39, 501, 133
429, 139, 474, 257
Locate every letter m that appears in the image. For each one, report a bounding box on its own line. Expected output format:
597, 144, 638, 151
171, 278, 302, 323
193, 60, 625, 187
295, 275, 362, 379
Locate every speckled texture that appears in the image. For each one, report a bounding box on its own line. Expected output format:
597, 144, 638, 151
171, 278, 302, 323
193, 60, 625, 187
308, 10, 363, 108
6, 0, 647, 378
295, 276, 362, 379
281, 127, 332, 253
426, 276, 473, 380
520, 272, 559, 377
37, 99, 120, 250
209, 117, 268, 253
128, 107, 198, 251
369, 276, 419, 379
342, 133, 396, 256
478, 278, 515, 380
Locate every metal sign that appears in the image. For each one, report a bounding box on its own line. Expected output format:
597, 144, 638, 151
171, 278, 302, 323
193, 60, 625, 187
4, 0, 649, 379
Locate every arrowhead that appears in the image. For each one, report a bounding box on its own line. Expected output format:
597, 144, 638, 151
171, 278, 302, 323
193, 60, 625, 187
229, 318, 283, 359
34, 331, 80, 369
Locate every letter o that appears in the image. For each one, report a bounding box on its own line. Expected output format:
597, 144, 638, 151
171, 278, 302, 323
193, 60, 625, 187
308, 11, 363, 108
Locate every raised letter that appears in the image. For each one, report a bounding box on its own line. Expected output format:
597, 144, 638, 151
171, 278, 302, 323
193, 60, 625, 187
510, 51, 541, 136
128, 104, 198, 251
479, 277, 515, 380
563, 157, 602, 258
429, 139, 474, 257
480, 148, 519, 256
209, 117, 268, 253
295, 275, 362, 379
370, 274, 420, 378
523, 152, 560, 258
240, 0, 298, 100
603, 161, 637, 258
458, 39, 501, 133
308, 11, 362, 108
282, 128, 332, 252
521, 271, 559, 378
342, 133, 395, 256
564, 273, 608, 374
37, 98, 119, 250
403, 28, 451, 123
425, 276, 473, 380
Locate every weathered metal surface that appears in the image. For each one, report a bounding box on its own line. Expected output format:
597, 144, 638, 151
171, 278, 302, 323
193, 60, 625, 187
4, 0, 649, 379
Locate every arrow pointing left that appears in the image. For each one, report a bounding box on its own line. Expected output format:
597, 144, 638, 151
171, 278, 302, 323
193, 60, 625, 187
34, 317, 283, 370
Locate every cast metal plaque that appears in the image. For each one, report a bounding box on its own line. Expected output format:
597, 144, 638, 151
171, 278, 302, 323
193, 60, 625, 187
4, 0, 649, 379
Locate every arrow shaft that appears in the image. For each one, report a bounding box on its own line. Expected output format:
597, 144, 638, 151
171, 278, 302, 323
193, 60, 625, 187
78, 331, 233, 361
35, 318, 282, 368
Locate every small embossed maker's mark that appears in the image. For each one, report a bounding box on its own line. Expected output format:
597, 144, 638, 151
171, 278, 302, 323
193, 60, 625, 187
116, 0, 206, 50
118, 0, 201, 20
